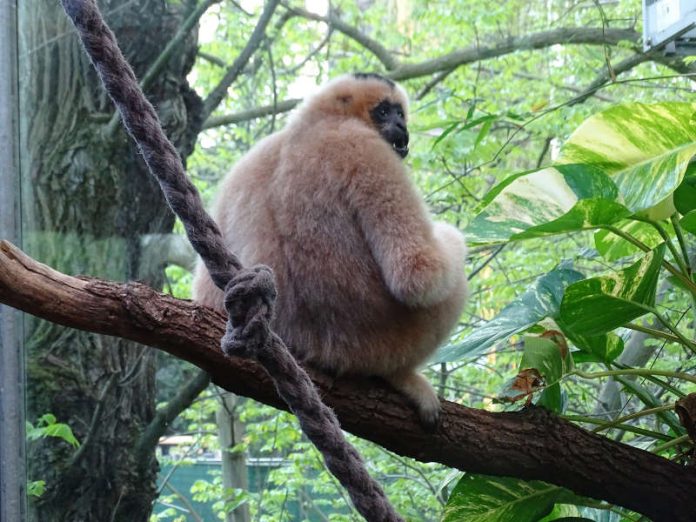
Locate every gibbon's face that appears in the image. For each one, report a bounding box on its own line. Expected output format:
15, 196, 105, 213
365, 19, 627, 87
369, 99, 409, 159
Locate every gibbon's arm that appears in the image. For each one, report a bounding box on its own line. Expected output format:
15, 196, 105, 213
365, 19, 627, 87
344, 133, 461, 308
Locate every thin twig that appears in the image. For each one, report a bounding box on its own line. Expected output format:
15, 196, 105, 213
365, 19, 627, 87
281, 2, 398, 70
202, 0, 281, 120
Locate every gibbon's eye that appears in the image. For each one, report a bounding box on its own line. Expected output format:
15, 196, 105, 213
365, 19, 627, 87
379, 107, 388, 117
397, 109, 404, 119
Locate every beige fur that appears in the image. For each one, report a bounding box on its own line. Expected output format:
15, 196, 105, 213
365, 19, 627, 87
193, 74, 468, 426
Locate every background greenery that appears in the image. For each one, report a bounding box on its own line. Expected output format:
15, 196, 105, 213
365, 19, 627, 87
151, 1, 696, 520
19, 0, 696, 521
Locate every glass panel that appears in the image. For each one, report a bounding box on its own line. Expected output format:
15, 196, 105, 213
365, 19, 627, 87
17, 2, 196, 519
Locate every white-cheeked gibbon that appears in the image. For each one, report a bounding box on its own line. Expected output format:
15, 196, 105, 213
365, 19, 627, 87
193, 73, 468, 427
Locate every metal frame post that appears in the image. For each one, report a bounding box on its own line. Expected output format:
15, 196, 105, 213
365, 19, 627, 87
0, 0, 26, 520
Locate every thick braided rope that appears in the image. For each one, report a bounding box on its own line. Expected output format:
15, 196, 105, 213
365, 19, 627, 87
59, 1, 403, 520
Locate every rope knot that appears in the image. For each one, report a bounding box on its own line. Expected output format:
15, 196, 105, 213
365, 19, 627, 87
220, 265, 277, 358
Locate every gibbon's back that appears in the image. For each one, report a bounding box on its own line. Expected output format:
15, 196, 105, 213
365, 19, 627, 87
193, 74, 467, 426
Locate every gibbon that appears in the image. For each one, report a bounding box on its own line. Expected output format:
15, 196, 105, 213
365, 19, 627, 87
193, 73, 467, 427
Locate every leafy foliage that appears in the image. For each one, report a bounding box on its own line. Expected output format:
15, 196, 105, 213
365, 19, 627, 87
26, 413, 80, 448
153, 1, 696, 520
26, 414, 80, 499
442, 101, 696, 519
443, 475, 585, 522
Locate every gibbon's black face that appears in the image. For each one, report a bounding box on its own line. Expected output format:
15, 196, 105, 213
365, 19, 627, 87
370, 100, 409, 159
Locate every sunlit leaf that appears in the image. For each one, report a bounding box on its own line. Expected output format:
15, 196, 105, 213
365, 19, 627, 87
433, 266, 584, 363
594, 221, 664, 262
559, 246, 665, 335
27, 480, 46, 498
468, 103, 696, 244
466, 164, 629, 243
42, 423, 80, 448
561, 102, 696, 215
39, 413, 57, 425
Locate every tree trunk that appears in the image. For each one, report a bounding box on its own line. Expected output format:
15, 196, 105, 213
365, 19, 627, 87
18, 1, 202, 520
216, 393, 251, 522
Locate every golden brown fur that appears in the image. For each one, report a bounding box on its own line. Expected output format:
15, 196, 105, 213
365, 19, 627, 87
193, 74, 467, 425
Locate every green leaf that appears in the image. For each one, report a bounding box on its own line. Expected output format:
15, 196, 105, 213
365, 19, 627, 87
443, 475, 562, 522
680, 209, 696, 235
570, 351, 604, 365
563, 331, 624, 363
673, 164, 696, 214
594, 221, 664, 262
474, 118, 494, 149
42, 423, 80, 448
537, 503, 583, 522
559, 246, 665, 335
39, 413, 57, 425
544, 518, 594, 522
468, 103, 696, 244
520, 337, 564, 412
432, 121, 461, 148
466, 164, 630, 243
561, 102, 696, 215
431, 114, 497, 149
28, 413, 81, 448
433, 266, 584, 362
27, 480, 46, 498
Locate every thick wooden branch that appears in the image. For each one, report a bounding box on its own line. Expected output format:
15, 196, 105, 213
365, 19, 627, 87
1, 240, 694, 521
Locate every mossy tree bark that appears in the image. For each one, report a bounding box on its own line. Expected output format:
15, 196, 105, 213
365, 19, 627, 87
19, 1, 202, 520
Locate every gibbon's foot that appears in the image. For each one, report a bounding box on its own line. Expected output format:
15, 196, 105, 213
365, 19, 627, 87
387, 371, 441, 431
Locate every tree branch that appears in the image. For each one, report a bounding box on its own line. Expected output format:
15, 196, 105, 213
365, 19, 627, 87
1, 239, 694, 522
202, 98, 300, 129
134, 369, 210, 464
388, 27, 640, 80
201, 0, 281, 121
197, 50, 227, 68
281, 3, 399, 70
652, 53, 696, 76
203, 27, 640, 128
569, 52, 651, 106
